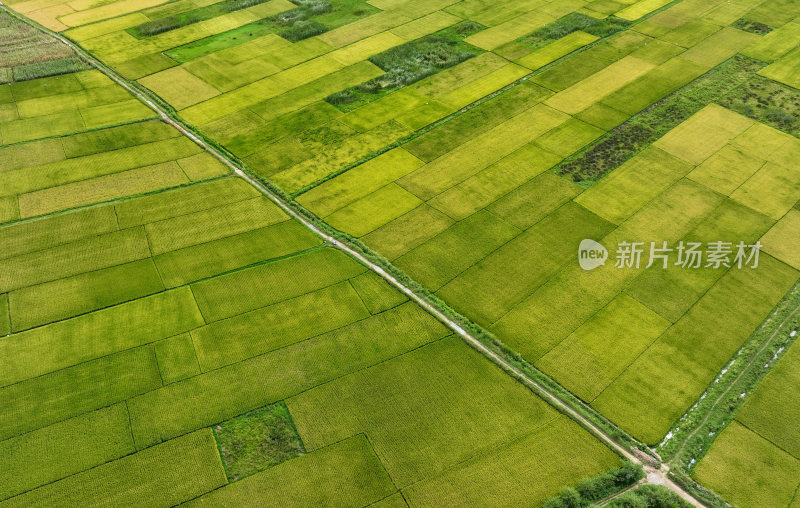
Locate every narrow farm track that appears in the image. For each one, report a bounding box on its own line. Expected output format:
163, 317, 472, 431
670, 299, 800, 463
3, 7, 705, 507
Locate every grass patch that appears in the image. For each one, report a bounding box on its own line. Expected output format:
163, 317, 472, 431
129, 0, 285, 38
605, 485, 692, 507
213, 401, 305, 482
718, 73, 800, 135
731, 18, 773, 35
519, 12, 631, 51
540, 462, 644, 508
554, 55, 791, 184
0, 12, 90, 83
164, 0, 378, 61
325, 21, 484, 111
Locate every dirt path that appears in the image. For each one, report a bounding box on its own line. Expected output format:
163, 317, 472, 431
3, 7, 705, 506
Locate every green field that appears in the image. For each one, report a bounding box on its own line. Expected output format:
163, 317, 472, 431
3, 0, 800, 505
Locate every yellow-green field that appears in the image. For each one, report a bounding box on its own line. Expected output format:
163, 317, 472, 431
3, 0, 800, 505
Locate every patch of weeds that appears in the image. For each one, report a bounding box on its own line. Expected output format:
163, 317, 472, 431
555, 56, 776, 184
129, 0, 277, 38
212, 401, 305, 482
731, 18, 773, 35
164, 0, 377, 61
11, 56, 90, 81
605, 485, 693, 507
520, 12, 630, 50
718, 74, 800, 135
541, 462, 644, 508
324, 21, 485, 111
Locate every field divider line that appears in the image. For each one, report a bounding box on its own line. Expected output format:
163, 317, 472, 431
3, 5, 705, 506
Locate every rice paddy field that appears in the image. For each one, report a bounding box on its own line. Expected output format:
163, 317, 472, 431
2, 0, 800, 505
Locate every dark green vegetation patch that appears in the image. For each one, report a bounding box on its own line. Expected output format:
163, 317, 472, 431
541, 462, 644, 508
213, 401, 306, 481
731, 18, 774, 35
555, 55, 800, 184
520, 12, 630, 50
0, 12, 89, 83
325, 21, 485, 111
165, 0, 379, 62
128, 0, 278, 38
605, 485, 692, 508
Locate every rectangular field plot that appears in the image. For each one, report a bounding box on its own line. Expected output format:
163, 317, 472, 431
0, 116, 228, 221
1, 430, 227, 508
288, 336, 621, 498
0, 71, 154, 146
184, 435, 396, 507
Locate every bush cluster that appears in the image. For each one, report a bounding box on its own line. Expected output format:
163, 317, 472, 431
542, 462, 645, 508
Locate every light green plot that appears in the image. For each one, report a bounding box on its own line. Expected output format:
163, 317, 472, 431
154, 221, 321, 287
464, 10, 554, 50
0, 205, 118, 261
537, 294, 670, 401
127, 303, 448, 448
438, 202, 615, 328
761, 210, 800, 271
0, 227, 151, 293
80, 99, 155, 130
184, 435, 396, 507
0, 287, 203, 388
362, 204, 454, 260
177, 152, 230, 180
402, 415, 621, 507
9, 259, 164, 331
154, 333, 201, 384
599, 57, 707, 115
397, 104, 569, 200
732, 161, 800, 220
736, 338, 800, 457
60, 120, 179, 158
574, 146, 694, 225
438, 63, 530, 110
0, 111, 85, 146
427, 144, 562, 221
0, 136, 199, 198
191, 282, 370, 371
686, 143, 766, 196
145, 197, 287, 255
742, 22, 800, 62
190, 247, 365, 322
1, 430, 227, 508
517, 30, 599, 70
297, 148, 424, 217
326, 183, 423, 237
0, 346, 161, 441
288, 336, 617, 493
593, 255, 798, 444
139, 66, 222, 110
693, 422, 800, 508
349, 271, 407, 314
18, 161, 189, 217
0, 404, 134, 502
0, 139, 65, 172
115, 177, 258, 228
759, 46, 800, 90
545, 56, 655, 115
487, 171, 582, 229
616, 0, 672, 21
680, 27, 759, 69
394, 209, 520, 290
533, 117, 605, 157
